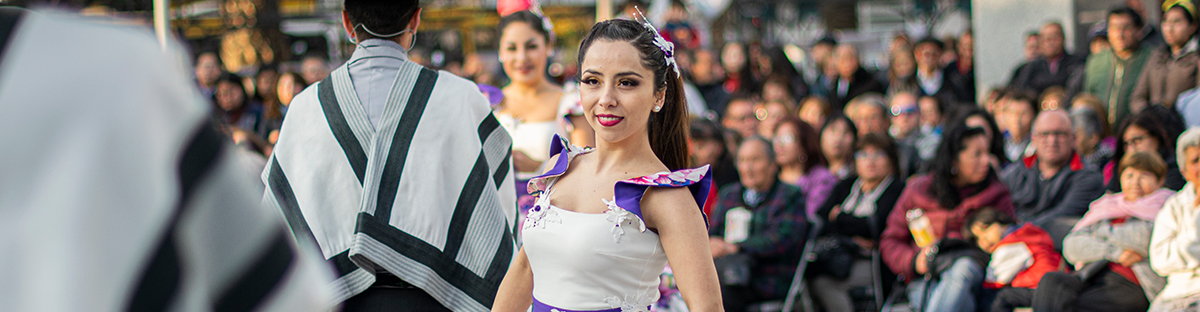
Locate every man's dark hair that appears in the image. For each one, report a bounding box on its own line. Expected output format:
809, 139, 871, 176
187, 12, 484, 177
1109, 6, 1145, 28
344, 0, 420, 40
195, 51, 221, 66
915, 37, 944, 51
1002, 88, 1039, 119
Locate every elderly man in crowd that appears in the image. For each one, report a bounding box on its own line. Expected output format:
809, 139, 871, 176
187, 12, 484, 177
846, 94, 923, 178
1001, 110, 1106, 233
709, 137, 807, 312
723, 97, 760, 140
1012, 22, 1087, 94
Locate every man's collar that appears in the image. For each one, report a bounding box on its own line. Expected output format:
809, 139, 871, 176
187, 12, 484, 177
1023, 151, 1083, 171
349, 39, 411, 63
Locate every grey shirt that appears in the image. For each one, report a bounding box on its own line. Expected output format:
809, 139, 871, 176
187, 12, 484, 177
347, 39, 410, 129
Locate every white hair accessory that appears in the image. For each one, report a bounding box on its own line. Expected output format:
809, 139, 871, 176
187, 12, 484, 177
632, 7, 680, 78
527, 1, 557, 44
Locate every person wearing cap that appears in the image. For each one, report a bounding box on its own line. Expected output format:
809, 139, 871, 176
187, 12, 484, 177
913, 37, 971, 104
1131, 0, 1200, 113
262, 0, 517, 311
1011, 22, 1087, 94
1083, 6, 1154, 126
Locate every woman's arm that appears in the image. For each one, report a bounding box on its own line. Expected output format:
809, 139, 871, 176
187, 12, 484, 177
644, 187, 724, 312
492, 247, 534, 312
1062, 223, 1125, 267
879, 187, 918, 278
1150, 200, 1200, 276
1108, 219, 1154, 256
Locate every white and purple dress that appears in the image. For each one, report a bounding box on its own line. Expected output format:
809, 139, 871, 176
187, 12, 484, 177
522, 135, 712, 312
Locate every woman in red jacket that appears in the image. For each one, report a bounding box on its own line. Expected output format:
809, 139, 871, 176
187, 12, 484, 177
880, 125, 1016, 312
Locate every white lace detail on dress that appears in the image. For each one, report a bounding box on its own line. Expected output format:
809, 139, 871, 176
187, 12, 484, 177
525, 189, 561, 229
602, 197, 646, 243
603, 292, 656, 312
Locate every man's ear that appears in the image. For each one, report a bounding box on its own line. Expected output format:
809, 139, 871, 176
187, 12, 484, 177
342, 11, 355, 41
407, 8, 422, 30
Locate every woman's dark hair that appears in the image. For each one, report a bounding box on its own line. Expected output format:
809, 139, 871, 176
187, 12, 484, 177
213, 72, 247, 111
929, 124, 992, 210
579, 19, 689, 170
945, 106, 1010, 166
962, 206, 1016, 242
856, 132, 900, 177
498, 10, 553, 44
723, 42, 758, 94
1109, 108, 1177, 191
822, 115, 858, 138
344, 0, 420, 40
774, 117, 825, 171
820, 115, 858, 164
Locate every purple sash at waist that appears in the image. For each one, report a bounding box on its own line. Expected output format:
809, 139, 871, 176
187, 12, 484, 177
532, 297, 645, 312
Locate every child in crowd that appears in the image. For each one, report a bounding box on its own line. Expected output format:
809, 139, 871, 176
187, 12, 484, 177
965, 207, 1064, 312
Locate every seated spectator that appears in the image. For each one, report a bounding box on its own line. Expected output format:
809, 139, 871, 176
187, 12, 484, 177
1001, 110, 1105, 231
830, 44, 886, 112
691, 119, 740, 215
886, 48, 919, 95
1034, 151, 1174, 312
756, 100, 793, 138
880, 125, 1015, 312
821, 116, 858, 179
798, 95, 831, 130
1131, 0, 1199, 112
761, 75, 797, 106
945, 106, 1010, 168
1010, 22, 1086, 94
1084, 7, 1154, 125
963, 207, 1063, 312
811, 133, 906, 312
690, 49, 732, 118
773, 118, 837, 217
1002, 89, 1038, 162
918, 95, 947, 144
846, 93, 922, 178
1148, 127, 1200, 311
1107, 109, 1188, 191
889, 91, 923, 145
914, 37, 970, 103
1039, 86, 1066, 111
709, 137, 808, 312
723, 96, 759, 139
945, 31, 976, 102
1071, 94, 1117, 171
212, 73, 267, 154
845, 93, 891, 136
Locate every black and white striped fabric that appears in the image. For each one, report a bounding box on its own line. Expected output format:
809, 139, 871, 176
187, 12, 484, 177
0, 8, 333, 311
263, 58, 516, 311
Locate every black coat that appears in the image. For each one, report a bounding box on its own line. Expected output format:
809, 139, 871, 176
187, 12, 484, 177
1010, 54, 1086, 94
814, 175, 906, 241
830, 68, 886, 112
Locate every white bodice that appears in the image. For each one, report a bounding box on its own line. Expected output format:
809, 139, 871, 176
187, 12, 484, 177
522, 193, 665, 311
520, 135, 712, 312
497, 114, 563, 178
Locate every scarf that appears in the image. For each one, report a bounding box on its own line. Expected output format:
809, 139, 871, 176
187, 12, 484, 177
1074, 188, 1176, 230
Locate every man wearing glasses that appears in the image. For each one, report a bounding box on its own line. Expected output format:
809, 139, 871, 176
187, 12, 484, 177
888, 91, 939, 162
1000, 110, 1106, 234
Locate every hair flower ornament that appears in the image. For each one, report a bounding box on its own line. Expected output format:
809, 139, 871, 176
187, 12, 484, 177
632, 7, 680, 78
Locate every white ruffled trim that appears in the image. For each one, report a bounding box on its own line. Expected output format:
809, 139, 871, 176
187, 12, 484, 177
524, 189, 561, 229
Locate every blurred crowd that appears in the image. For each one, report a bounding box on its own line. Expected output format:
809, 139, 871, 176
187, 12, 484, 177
191, 1, 1200, 311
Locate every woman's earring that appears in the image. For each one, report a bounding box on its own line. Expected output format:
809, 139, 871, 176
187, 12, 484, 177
654, 106, 662, 112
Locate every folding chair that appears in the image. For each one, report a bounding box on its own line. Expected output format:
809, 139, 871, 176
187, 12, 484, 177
746, 219, 823, 312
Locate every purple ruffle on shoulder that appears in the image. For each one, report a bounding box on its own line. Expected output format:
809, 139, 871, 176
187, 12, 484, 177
527, 134, 590, 195
613, 165, 713, 226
